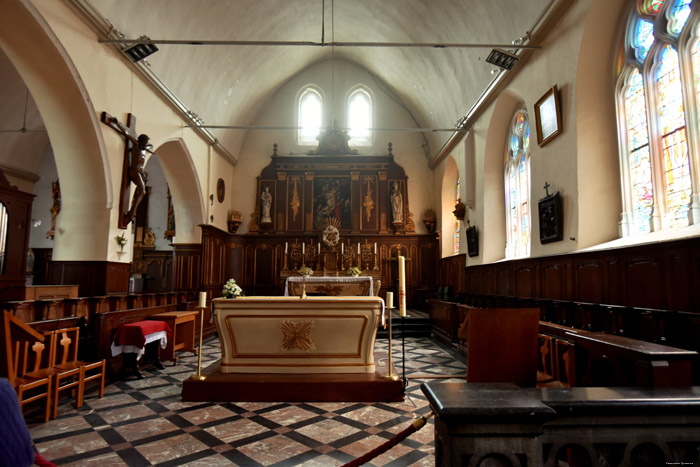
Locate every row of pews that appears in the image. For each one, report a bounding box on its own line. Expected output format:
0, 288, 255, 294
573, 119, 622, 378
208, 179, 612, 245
429, 294, 699, 388
0, 290, 206, 373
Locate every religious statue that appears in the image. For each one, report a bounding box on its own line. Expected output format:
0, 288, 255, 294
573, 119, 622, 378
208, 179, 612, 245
260, 186, 272, 224
391, 181, 403, 223
46, 179, 61, 239
101, 112, 153, 225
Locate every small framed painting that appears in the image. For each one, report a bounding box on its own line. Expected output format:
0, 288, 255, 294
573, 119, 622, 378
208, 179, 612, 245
534, 85, 562, 147
538, 191, 563, 244
466, 225, 479, 257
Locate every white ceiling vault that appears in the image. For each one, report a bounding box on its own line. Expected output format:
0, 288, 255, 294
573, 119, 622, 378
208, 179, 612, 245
78, 0, 556, 163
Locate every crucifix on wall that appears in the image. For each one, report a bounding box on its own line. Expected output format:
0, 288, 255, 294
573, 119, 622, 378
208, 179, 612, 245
100, 111, 153, 229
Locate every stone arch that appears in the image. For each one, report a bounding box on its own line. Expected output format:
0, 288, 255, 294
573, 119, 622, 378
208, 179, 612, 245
152, 139, 206, 243
0, 0, 111, 261
574, 0, 628, 247
483, 89, 523, 263
441, 155, 460, 258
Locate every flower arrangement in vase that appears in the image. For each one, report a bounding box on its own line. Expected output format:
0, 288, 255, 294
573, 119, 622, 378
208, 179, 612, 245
114, 232, 128, 252
298, 266, 313, 277
348, 266, 362, 277
222, 278, 244, 298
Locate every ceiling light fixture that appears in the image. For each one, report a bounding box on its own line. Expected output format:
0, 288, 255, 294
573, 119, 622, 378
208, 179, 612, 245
124, 36, 158, 62
485, 48, 519, 70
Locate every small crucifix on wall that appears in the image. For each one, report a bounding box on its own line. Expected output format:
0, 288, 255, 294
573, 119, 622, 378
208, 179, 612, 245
100, 112, 154, 228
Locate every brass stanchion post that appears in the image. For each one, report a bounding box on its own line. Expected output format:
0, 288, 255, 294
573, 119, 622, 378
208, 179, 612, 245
382, 306, 399, 381
189, 305, 207, 381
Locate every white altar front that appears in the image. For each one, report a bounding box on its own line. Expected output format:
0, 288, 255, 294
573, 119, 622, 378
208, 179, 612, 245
284, 275, 375, 297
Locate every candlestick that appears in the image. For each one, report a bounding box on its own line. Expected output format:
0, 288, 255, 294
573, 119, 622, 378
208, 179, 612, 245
386, 291, 394, 309
398, 256, 406, 317
199, 291, 207, 308
318, 243, 321, 254
357, 243, 360, 254
374, 243, 377, 254
285, 242, 288, 254
341, 243, 344, 254
302, 243, 305, 254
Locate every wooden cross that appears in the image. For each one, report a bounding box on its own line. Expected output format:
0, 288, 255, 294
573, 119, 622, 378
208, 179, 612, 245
543, 181, 551, 197
100, 112, 149, 229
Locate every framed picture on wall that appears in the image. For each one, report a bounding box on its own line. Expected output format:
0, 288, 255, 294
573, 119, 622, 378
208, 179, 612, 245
534, 85, 562, 147
466, 225, 479, 257
538, 191, 563, 244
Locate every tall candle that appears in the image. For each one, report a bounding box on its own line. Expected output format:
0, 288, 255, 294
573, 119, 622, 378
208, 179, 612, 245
318, 243, 321, 254
341, 244, 344, 254
302, 243, 305, 254
357, 243, 360, 254
385, 291, 394, 309
374, 243, 377, 254
199, 291, 207, 308
285, 242, 288, 254
398, 256, 406, 316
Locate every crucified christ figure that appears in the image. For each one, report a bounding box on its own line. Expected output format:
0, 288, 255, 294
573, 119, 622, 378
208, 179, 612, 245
101, 112, 153, 224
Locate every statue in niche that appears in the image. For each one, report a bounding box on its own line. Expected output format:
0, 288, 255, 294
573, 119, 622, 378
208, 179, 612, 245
391, 181, 403, 223
260, 186, 273, 224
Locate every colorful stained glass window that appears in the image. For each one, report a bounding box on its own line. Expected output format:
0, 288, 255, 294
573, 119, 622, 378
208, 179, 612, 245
656, 45, 691, 227
505, 111, 530, 258
624, 69, 653, 233
634, 19, 655, 61
668, 0, 692, 35
643, 0, 665, 14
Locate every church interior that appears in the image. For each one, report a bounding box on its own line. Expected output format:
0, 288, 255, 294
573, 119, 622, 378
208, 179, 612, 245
2, 0, 700, 465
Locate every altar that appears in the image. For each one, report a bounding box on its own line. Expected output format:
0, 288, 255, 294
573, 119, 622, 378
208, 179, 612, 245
284, 275, 375, 297
181, 296, 403, 402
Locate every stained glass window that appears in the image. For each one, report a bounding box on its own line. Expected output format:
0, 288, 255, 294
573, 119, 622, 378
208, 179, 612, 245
656, 45, 691, 227
505, 110, 530, 258
617, 0, 698, 236
454, 178, 461, 254
634, 19, 655, 61
624, 69, 653, 233
348, 88, 372, 146
298, 88, 322, 145
668, 0, 692, 35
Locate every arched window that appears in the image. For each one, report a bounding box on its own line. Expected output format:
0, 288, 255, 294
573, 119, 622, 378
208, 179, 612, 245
298, 87, 322, 145
504, 110, 531, 259
347, 88, 372, 146
616, 0, 697, 235
454, 178, 461, 254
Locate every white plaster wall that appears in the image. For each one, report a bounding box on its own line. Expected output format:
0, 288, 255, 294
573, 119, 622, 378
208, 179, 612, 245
30, 0, 225, 261
232, 59, 433, 235
28, 147, 57, 249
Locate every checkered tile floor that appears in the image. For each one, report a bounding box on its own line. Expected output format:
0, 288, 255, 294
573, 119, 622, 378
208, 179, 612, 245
29, 335, 466, 466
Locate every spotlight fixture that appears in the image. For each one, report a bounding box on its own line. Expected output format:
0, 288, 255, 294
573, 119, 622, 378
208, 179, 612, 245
485, 48, 519, 70
124, 36, 158, 62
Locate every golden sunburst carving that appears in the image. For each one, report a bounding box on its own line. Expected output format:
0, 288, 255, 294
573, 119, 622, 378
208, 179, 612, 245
281, 320, 316, 351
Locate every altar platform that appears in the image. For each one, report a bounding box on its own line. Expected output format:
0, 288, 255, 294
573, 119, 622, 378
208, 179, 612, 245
181, 351, 404, 402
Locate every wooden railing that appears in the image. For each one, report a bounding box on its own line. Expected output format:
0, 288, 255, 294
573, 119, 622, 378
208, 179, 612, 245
423, 382, 700, 467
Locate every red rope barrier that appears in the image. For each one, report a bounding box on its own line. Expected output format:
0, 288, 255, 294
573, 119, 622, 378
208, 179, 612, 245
340, 411, 434, 467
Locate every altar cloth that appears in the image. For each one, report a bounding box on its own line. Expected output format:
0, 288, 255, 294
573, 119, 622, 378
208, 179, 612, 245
111, 320, 172, 359
284, 275, 374, 297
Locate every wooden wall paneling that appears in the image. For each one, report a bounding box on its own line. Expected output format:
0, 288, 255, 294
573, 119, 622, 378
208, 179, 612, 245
226, 241, 244, 284
664, 245, 693, 312
0, 174, 34, 299
360, 175, 378, 231
378, 170, 389, 234
514, 262, 538, 298
304, 172, 314, 233
253, 243, 275, 295
105, 262, 130, 294
48, 261, 129, 296
541, 260, 566, 300
173, 243, 201, 292
497, 266, 511, 296
574, 258, 606, 304
418, 242, 438, 289
286, 174, 304, 232
622, 254, 665, 309
483, 266, 498, 295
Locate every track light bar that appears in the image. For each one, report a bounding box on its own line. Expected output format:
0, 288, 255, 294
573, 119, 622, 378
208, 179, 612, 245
99, 38, 539, 50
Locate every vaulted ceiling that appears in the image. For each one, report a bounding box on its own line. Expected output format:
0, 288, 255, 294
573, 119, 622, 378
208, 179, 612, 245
0, 0, 555, 174
82, 0, 552, 161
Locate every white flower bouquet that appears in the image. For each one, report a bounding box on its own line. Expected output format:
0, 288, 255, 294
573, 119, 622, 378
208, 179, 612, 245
298, 266, 314, 276
222, 278, 244, 298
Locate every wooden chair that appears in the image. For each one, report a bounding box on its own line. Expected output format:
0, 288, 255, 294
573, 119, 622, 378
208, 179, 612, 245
51, 327, 105, 418
2, 312, 54, 422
